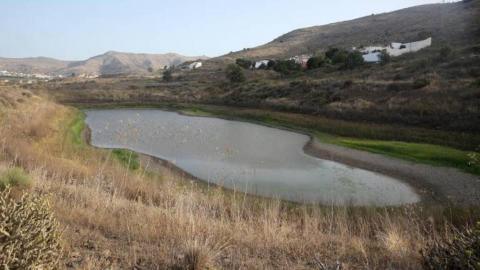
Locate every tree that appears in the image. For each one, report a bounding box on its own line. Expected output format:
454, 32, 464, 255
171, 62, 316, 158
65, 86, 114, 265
325, 48, 340, 60
273, 60, 301, 75
163, 69, 173, 82
332, 50, 349, 65
307, 56, 325, 70
267, 60, 276, 69
235, 58, 253, 69
225, 64, 246, 83
344, 51, 365, 69
147, 67, 154, 73
379, 50, 391, 65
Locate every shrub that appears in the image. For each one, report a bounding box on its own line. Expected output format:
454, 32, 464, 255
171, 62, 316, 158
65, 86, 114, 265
325, 48, 340, 60
112, 149, 140, 170
0, 188, 62, 269
422, 222, 480, 270
331, 50, 349, 65
307, 56, 325, 70
235, 58, 253, 69
163, 69, 173, 82
272, 60, 301, 75
0, 167, 31, 190
267, 60, 276, 69
413, 78, 431, 89
225, 64, 246, 83
472, 79, 480, 88
380, 50, 391, 65
344, 51, 365, 69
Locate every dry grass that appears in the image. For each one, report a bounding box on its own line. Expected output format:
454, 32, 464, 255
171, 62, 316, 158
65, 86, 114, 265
0, 85, 470, 269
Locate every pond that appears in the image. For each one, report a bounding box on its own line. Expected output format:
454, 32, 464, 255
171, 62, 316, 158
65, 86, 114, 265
85, 109, 420, 206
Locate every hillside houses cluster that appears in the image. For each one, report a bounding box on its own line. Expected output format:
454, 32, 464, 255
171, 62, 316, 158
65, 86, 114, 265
180, 61, 203, 70
0, 70, 55, 80
246, 37, 433, 69
250, 54, 312, 70
356, 37, 432, 63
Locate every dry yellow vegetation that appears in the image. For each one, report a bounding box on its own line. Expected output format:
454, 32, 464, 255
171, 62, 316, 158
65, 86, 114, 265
0, 85, 473, 269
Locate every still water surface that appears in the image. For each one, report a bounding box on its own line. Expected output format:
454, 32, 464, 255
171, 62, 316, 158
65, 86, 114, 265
85, 109, 420, 206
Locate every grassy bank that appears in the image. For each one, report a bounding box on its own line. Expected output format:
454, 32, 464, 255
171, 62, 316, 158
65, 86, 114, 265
66, 110, 141, 171
67, 110, 86, 147
72, 102, 480, 175
4, 90, 477, 269
177, 105, 480, 176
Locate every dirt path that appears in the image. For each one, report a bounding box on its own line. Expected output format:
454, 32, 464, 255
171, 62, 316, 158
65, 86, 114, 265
305, 138, 480, 206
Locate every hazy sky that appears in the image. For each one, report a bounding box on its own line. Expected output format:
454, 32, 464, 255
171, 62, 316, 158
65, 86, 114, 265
1, 0, 446, 60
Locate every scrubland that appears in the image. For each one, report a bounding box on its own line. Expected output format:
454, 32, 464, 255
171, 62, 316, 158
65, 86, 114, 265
0, 86, 479, 269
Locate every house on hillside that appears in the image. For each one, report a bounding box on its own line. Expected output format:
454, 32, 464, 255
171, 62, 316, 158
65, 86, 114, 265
289, 55, 311, 68
387, 37, 432, 56
254, 60, 270, 69
180, 61, 203, 70
356, 37, 432, 63
188, 62, 203, 69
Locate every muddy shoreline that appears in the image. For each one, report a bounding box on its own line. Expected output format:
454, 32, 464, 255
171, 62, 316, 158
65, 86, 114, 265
304, 139, 480, 206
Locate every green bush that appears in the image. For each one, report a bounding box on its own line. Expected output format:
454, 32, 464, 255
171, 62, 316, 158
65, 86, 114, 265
344, 51, 365, 69
422, 222, 480, 270
331, 50, 349, 65
324, 47, 349, 65
379, 50, 391, 65
0, 188, 62, 269
163, 69, 173, 82
112, 149, 140, 170
272, 60, 302, 75
472, 79, 480, 88
325, 48, 340, 60
235, 58, 253, 69
413, 78, 431, 89
0, 167, 31, 190
225, 64, 246, 83
307, 56, 325, 70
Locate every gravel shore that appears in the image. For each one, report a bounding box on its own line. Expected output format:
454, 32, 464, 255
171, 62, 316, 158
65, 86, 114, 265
305, 139, 480, 206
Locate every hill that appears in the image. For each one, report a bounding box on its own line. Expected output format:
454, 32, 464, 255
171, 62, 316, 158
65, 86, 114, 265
0, 51, 208, 76
0, 57, 69, 74
225, 1, 479, 60
59, 51, 208, 76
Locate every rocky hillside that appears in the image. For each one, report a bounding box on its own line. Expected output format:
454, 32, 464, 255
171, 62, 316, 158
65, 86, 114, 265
225, 0, 479, 60
60, 51, 208, 76
0, 51, 208, 76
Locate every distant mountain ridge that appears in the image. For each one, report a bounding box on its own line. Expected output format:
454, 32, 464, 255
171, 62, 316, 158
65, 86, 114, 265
225, 1, 479, 60
0, 51, 208, 76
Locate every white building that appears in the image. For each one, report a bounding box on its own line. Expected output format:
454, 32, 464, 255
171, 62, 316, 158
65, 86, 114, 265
362, 52, 382, 63
254, 60, 270, 69
387, 37, 432, 57
289, 55, 311, 68
188, 62, 203, 70
357, 37, 432, 63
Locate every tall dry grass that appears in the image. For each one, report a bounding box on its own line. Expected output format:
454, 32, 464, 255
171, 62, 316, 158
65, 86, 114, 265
0, 86, 468, 269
